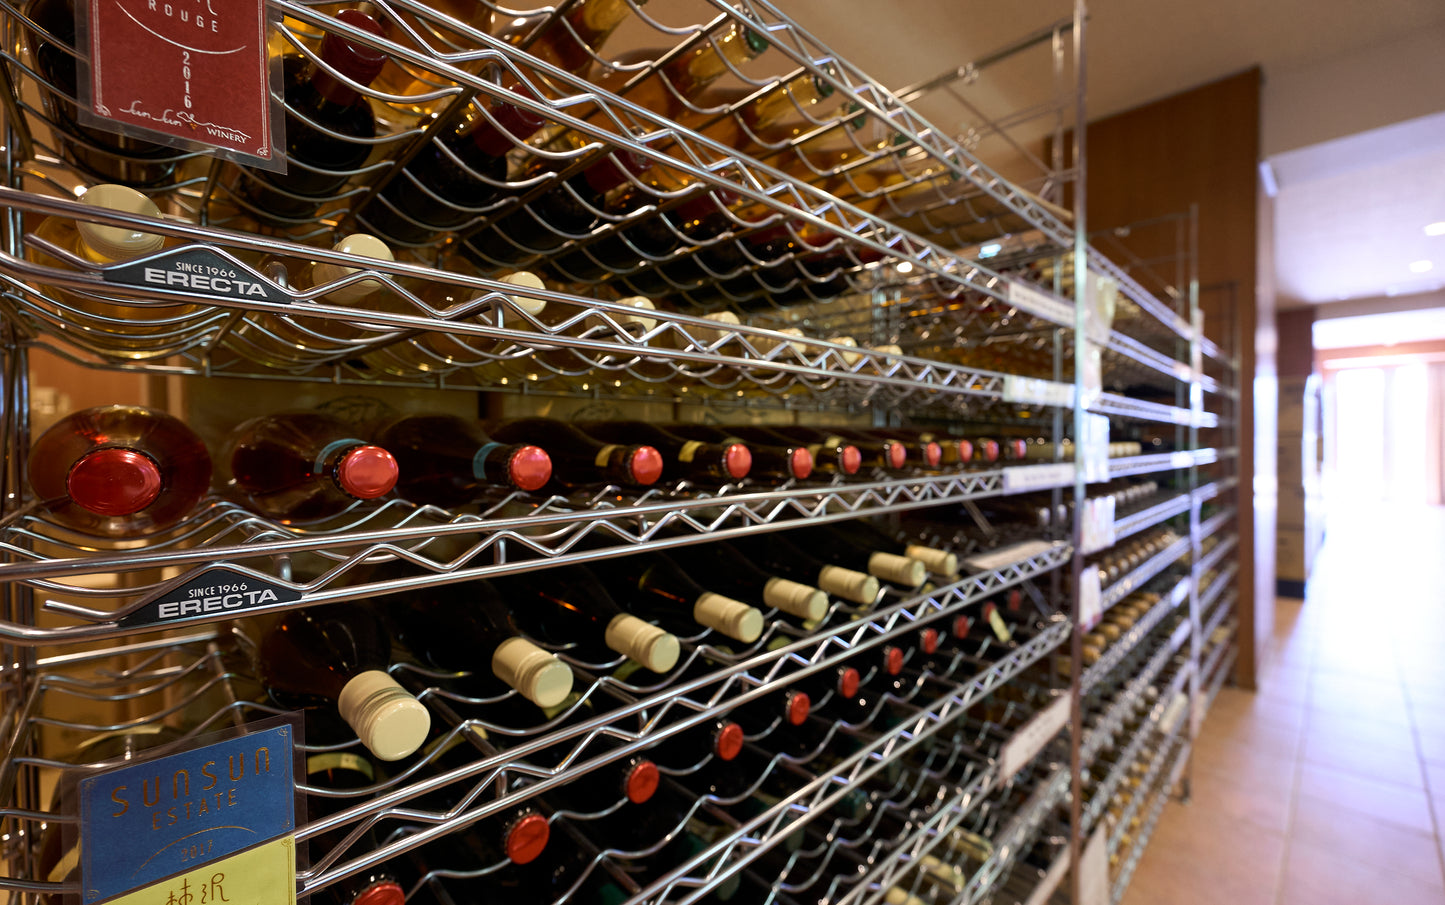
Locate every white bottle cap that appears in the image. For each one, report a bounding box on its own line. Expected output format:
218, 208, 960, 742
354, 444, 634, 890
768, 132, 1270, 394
904, 544, 959, 577
499, 271, 547, 316
826, 335, 863, 367
605, 613, 680, 673
756, 326, 808, 356
615, 296, 657, 332
867, 552, 926, 588
817, 566, 880, 604
77, 184, 165, 263
311, 234, 395, 304
337, 670, 431, 762
869, 343, 904, 358
696, 310, 741, 345
491, 636, 574, 708
693, 592, 764, 642
763, 577, 828, 621
884, 889, 927, 905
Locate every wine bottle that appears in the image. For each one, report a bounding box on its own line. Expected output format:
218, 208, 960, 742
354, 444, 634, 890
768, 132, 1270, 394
484, 418, 663, 488
661, 422, 814, 482
365, 271, 549, 376
577, 420, 752, 484
258, 604, 431, 761
644, 716, 745, 771
824, 427, 908, 471
460, 150, 649, 270
726, 533, 879, 605
361, 100, 544, 246
548, 189, 735, 284
28, 405, 211, 536
488, 565, 681, 674
228, 233, 398, 368
861, 429, 942, 469
825, 520, 959, 579
221, 410, 398, 521
516, 0, 644, 75
368, 0, 496, 124
785, 524, 925, 589
589, 553, 766, 643
302, 742, 405, 905
22, 0, 182, 186
28, 184, 200, 345
665, 542, 829, 623
234, 9, 389, 224
369, 413, 552, 503
382, 578, 575, 709
722, 425, 862, 476
593, 22, 770, 124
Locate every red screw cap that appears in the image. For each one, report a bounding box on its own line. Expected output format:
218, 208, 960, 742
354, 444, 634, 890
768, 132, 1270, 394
625, 759, 660, 804
921, 628, 940, 654
1008, 588, 1024, 612
957, 440, 974, 462
508, 445, 552, 491
838, 667, 861, 699
724, 443, 752, 480
981, 440, 1000, 462
886, 442, 907, 470
785, 691, 811, 726
841, 445, 863, 474
67, 448, 162, 516
504, 813, 550, 864
714, 721, 744, 761
337, 446, 398, 499
925, 442, 942, 467
953, 615, 972, 638
790, 447, 814, 480
629, 446, 664, 485
885, 645, 904, 675
1009, 439, 1029, 460
352, 881, 404, 905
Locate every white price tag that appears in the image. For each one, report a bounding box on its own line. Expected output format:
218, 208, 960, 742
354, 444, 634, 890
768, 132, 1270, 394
962, 540, 1057, 573
1079, 825, 1110, 905
1002, 463, 1075, 494
1170, 451, 1195, 469
998, 694, 1070, 779
1006, 278, 1075, 326
1002, 375, 1076, 407
1079, 567, 1103, 630
1084, 274, 1117, 345
1080, 496, 1118, 555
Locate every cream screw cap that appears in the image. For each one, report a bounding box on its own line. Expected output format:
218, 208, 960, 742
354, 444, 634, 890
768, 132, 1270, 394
605, 614, 680, 673
696, 311, 741, 345
905, 544, 959, 577
77, 184, 165, 263
311, 233, 394, 304
498, 271, 547, 316
693, 593, 764, 642
826, 335, 863, 367
867, 552, 926, 589
763, 577, 828, 621
337, 670, 431, 762
492, 637, 573, 708
615, 296, 657, 332
817, 565, 880, 604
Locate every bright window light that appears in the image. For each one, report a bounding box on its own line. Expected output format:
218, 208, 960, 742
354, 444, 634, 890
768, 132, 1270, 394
1409, 260, 1434, 273
979, 243, 1002, 258
1425, 222, 1445, 236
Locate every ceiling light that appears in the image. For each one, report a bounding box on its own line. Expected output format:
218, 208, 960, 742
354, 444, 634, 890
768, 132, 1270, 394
979, 243, 1002, 259
1425, 222, 1445, 236
1409, 260, 1434, 273
895, 261, 913, 274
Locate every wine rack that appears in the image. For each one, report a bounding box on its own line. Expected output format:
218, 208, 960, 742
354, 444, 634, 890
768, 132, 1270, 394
0, 1, 1244, 904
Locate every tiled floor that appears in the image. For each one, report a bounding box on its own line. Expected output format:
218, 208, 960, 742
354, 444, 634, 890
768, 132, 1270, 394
1121, 503, 1445, 905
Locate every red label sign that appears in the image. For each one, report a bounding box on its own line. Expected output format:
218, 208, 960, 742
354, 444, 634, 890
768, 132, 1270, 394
88, 0, 272, 161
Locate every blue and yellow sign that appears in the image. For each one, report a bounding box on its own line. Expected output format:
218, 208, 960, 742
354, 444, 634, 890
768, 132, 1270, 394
78, 724, 295, 903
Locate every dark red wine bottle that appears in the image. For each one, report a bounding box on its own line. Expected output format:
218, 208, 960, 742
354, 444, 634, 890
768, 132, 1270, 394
662, 422, 814, 482
258, 604, 431, 761
548, 190, 732, 283
589, 552, 766, 643
726, 532, 880, 605
381, 579, 575, 709
488, 565, 680, 673
460, 151, 648, 270
28, 405, 211, 536
824, 427, 908, 471
860, 428, 942, 468
665, 541, 829, 622
303, 742, 404, 905
484, 418, 663, 488
239, 9, 389, 223
361, 100, 545, 246
730, 425, 863, 476
369, 413, 552, 504
577, 420, 752, 484
644, 716, 746, 771
221, 411, 399, 521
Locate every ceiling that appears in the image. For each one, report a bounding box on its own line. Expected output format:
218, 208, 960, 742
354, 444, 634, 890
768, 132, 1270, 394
1314, 307, 1445, 350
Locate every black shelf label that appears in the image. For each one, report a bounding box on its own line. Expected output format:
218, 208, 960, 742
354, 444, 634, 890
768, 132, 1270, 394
102, 247, 289, 305
121, 567, 301, 628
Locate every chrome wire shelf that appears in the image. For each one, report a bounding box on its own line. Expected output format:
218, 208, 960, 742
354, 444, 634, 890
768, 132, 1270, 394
1081, 576, 1189, 694
1099, 537, 1190, 612
0, 464, 1074, 642
1109, 731, 1190, 904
